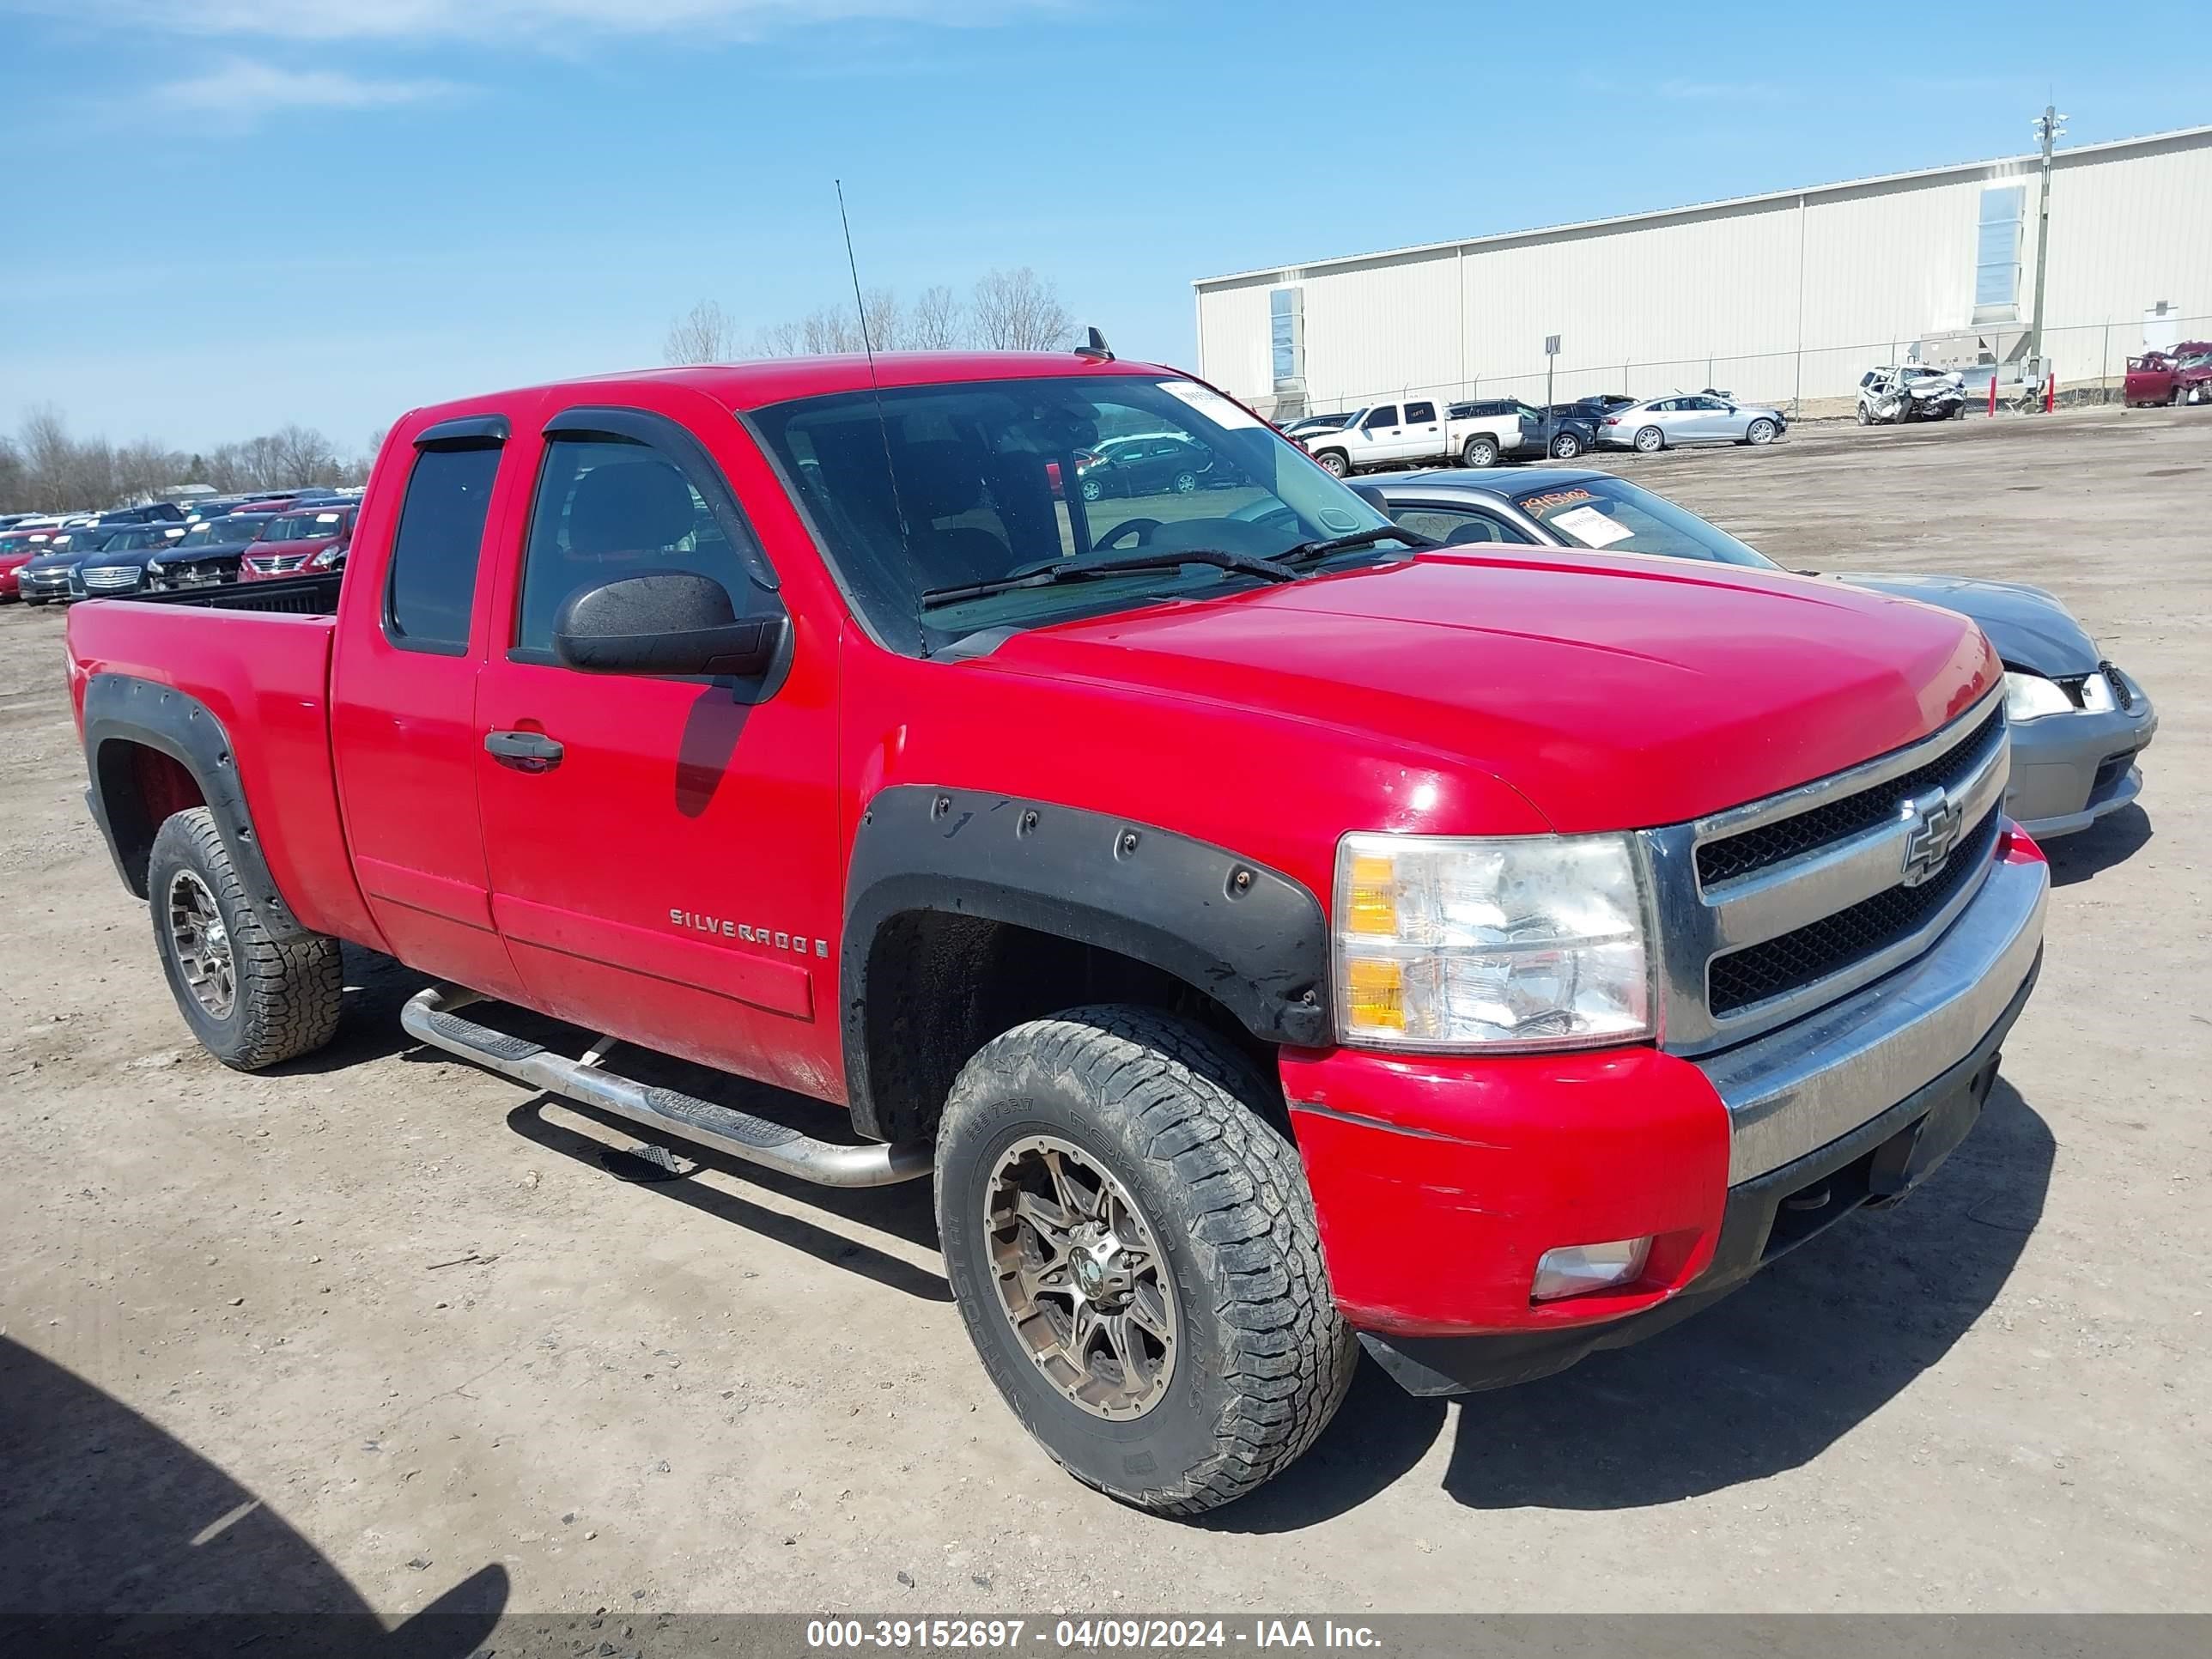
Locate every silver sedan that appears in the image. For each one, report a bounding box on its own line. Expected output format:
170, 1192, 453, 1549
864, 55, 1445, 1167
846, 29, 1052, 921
1597, 392, 1787, 452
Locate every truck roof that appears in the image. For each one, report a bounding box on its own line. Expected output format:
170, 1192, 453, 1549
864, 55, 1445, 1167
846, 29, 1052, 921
404, 351, 1170, 427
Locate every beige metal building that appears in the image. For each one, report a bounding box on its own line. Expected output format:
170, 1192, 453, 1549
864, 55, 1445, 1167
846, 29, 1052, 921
1194, 125, 2212, 419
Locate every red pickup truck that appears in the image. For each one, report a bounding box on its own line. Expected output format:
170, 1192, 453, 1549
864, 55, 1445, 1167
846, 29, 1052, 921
66, 350, 2048, 1516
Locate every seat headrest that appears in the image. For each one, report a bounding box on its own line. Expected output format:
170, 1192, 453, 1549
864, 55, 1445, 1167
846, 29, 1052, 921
890, 440, 988, 523
1444, 520, 1499, 546
568, 458, 697, 555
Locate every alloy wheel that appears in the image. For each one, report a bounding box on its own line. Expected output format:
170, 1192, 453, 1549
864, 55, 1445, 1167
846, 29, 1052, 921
167, 868, 236, 1020
983, 1133, 1179, 1420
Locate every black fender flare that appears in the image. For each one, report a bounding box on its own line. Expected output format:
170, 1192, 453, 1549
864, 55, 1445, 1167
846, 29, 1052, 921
82, 672, 313, 941
841, 786, 1330, 1139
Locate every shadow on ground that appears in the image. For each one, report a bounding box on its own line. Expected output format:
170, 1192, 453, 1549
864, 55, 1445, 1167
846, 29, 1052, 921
0, 1337, 505, 1655
1213, 1079, 2051, 1528
2045, 804, 2153, 887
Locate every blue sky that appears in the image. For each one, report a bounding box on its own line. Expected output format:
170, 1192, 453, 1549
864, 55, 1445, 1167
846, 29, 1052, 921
3, 0, 2206, 454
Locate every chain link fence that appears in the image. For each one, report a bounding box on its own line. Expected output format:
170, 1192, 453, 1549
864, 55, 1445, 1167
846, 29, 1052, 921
1274, 314, 2212, 423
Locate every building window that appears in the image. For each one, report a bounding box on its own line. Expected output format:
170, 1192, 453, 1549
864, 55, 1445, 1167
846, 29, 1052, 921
1268, 287, 1303, 386
1973, 185, 2026, 323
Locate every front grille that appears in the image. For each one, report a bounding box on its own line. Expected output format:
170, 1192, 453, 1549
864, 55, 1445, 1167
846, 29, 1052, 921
247, 555, 306, 574
1696, 706, 2004, 887
2102, 662, 2135, 711
1707, 808, 1998, 1016
82, 568, 140, 590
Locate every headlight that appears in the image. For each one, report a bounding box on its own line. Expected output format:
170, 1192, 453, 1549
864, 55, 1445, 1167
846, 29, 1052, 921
2004, 670, 2075, 721
1333, 832, 1652, 1051
145, 559, 165, 573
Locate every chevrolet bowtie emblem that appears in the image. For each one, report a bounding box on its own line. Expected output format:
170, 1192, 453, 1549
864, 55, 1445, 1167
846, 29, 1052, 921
1899, 787, 1965, 886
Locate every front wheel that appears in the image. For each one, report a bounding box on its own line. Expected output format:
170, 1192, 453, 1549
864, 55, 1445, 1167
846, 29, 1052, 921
1079, 477, 1103, 502
936, 1006, 1355, 1516
148, 807, 342, 1071
1314, 449, 1350, 477
24, 595, 49, 607
1745, 417, 1778, 446
1632, 424, 1665, 453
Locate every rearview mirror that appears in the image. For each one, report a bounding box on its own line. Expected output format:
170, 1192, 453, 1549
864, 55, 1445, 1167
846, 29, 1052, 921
552, 571, 787, 678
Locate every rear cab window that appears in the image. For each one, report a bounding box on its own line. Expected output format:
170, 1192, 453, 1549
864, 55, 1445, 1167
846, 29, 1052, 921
385, 434, 505, 655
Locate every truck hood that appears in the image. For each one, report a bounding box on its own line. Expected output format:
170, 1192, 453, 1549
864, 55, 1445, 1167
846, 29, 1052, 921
1829, 572, 2101, 677
982, 551, 1996, 833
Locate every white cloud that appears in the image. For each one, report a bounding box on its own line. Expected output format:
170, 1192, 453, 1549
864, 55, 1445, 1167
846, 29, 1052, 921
14, 1, 1055, 44
155, 58, 461, 118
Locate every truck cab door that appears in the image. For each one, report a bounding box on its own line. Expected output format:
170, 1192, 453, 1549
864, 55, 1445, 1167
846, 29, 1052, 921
471, 403, 845, 1103
1357, 404, 1403, 462
329, 416, 531, 1001
1400, 400, 1442, 460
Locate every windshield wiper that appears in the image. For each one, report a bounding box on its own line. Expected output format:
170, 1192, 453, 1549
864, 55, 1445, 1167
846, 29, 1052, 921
1277, 524, 1435, 564
920, 548, 1298, 608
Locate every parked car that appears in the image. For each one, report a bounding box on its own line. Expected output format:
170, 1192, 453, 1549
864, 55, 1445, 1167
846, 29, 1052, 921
1303, 398, 1538, 474
1597, 392, 1787, 452
2122, 343, 2212, 407
1072, 433, 1220, 501
69, 523, 176, 599
142, 512, 276, 592
1454, 398, 1600, 461
69, 351, 2046, 1516
1552, 394, 1638, 425
1, 526, 62, 600
15, 525, 116, 605
94, 501, 187, 525
1360, 467, 2155, 839
1279, 412, 1355, 441
1857, 366, 1968, 424
239, 504, 355, 581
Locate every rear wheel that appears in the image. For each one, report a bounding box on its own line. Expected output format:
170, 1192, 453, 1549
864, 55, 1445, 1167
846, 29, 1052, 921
148, 808, 342, 1071
1170, 470, 1199, 495
1632, 425, 1665, 453
936, 1006, 1355, 1516
1548, 431, 1585, 460
1461, 436, 1499, 468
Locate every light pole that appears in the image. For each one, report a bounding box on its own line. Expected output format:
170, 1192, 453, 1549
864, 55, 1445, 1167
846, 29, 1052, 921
2028, 104, 2067, 404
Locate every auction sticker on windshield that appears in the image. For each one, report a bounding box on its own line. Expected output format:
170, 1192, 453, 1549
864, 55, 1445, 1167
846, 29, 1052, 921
1157, 380, 1265, 430
1548, 505, 1635, 548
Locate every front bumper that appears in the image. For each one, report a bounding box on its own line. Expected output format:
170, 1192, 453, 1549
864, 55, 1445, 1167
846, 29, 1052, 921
1282, 832, 2048, 1391
15, 570, 73, 600
2006, 678, 2157, 837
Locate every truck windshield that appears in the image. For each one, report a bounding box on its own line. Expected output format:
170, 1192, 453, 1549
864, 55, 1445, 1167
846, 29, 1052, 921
1512, 475, 1777, 568
751, 374, 1407, 653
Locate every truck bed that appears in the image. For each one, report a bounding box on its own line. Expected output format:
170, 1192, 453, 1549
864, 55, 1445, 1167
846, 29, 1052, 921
66, 592, 374, 944
117, 571, 344, 614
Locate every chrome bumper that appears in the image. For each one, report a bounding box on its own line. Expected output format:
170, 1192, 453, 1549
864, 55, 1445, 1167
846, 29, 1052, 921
1696, 844, 2048, 1182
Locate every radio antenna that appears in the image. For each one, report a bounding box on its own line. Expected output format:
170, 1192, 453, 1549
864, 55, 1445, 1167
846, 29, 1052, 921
836, 178, 919, 641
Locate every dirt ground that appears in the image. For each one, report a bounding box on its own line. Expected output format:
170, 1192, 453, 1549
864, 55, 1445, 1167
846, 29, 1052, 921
2, 404, 2206, 1621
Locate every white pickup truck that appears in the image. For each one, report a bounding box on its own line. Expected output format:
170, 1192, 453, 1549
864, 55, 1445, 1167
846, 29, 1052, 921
1301, 398, 1537, 476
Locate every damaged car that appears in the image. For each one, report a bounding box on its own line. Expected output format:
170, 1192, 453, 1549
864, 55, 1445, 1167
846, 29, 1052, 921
1857, 366, 1968, 424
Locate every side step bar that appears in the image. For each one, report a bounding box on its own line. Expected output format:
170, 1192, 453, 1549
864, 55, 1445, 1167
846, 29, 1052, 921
401, 984, 930, 1189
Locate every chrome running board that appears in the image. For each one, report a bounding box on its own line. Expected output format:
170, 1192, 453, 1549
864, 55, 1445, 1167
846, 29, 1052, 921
401, 983, 930, 1188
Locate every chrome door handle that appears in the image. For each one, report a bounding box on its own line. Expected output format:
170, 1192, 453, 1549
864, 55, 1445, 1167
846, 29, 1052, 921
484, 729, 564, 770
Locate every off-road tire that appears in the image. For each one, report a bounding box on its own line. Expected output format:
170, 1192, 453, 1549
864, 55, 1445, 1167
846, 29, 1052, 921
935, 1005, 1356, 1516
147, 807, 342, 1071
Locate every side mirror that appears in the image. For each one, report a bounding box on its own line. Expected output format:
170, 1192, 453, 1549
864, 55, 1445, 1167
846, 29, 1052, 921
552, 571, 787, 678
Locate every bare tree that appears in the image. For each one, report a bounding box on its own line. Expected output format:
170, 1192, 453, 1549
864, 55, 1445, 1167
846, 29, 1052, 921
753, 319, 805, 357
859, 286, 902, 351
908, 283, 963, 350
663, 298, 739, 365
969, 267, 1073, 352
